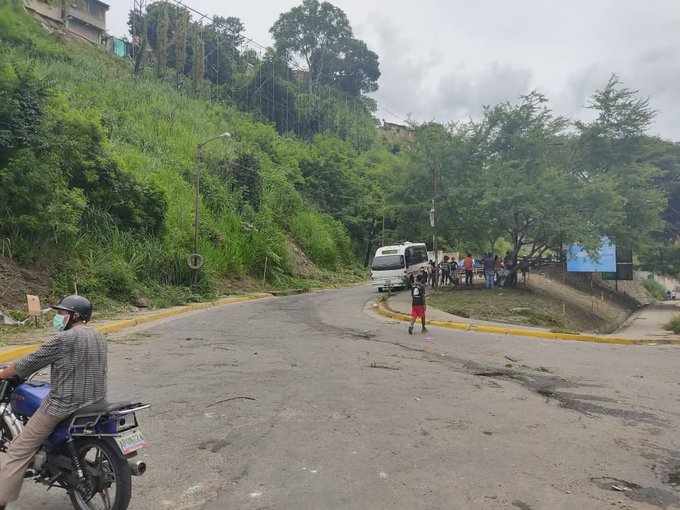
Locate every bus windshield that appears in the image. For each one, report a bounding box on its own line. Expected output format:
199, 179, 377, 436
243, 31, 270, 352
372, 255, 405, 271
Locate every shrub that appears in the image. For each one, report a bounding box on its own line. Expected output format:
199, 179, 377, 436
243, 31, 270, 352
664, 315, 680, 334
643, 278, 667, 301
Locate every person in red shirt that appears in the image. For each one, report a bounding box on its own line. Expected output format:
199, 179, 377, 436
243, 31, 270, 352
463, 253, 474, 287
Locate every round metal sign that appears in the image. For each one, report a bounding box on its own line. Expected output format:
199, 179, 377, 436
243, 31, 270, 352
187, 253, 204, 270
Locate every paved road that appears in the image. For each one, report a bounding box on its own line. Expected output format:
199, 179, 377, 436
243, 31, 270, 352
11, 286, 680, 509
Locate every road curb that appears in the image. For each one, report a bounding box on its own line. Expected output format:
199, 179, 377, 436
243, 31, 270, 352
0, 293, 274, 363
375, 301, 680, 346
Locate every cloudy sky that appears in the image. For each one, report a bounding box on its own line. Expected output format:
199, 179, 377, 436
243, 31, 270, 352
107, 0, 680, 141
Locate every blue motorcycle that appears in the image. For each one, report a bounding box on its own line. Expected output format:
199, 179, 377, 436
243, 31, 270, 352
0, 374, 149, 510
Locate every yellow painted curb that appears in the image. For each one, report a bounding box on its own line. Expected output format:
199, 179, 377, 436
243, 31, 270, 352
429, 320, 471, 331
503, 328, 559, 340
473, 325, 513, 335
0, 293, 274, 362
375, 301, 680, 346
0, 345, 41, 363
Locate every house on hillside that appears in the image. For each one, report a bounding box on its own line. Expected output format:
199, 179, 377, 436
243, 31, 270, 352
379, 120, 414, 141
25, 0, 109, 45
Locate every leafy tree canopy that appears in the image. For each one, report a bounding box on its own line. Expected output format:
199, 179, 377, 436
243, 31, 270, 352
270, 0, 380, 95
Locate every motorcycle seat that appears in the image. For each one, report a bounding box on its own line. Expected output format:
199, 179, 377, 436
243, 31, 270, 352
64, 400, 132, 425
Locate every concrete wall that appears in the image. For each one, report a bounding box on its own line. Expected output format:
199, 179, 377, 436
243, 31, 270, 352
636, 271, 680, 292
25, 0, 108, 45
68, 0, 107, 31
66, 18, 103, 44
25, 0, 62, 23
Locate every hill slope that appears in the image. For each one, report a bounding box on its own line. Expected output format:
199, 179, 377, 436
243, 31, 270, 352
0, 6, 368, 308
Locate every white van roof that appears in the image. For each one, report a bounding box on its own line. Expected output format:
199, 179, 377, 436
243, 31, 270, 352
374, 242, 426, 255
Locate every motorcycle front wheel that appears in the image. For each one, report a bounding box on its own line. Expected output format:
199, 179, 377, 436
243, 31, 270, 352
68, 438, 132, 510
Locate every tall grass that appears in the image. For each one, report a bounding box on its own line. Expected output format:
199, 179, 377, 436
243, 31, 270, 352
289, 210, 353, 270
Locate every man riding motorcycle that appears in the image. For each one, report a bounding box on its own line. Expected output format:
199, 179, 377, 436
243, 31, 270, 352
0, 295, 106, 509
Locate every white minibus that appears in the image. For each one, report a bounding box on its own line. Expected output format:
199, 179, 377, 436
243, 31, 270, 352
371, 242, 429, 292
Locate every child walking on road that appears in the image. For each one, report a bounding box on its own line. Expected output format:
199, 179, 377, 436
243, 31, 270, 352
408, 272, 428, 334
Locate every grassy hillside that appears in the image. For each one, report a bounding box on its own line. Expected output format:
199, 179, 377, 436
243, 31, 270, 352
0, 6, 368, 308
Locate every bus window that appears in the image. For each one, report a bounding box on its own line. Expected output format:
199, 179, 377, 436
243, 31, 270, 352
372, 255, 405, 271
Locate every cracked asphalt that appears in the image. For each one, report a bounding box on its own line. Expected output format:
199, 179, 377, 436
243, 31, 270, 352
12, 285, 680, 509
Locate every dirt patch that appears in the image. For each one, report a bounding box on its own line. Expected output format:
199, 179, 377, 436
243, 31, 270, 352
287, 240, 320, 278
0, 257, 54, 311
214, 274, 265, 295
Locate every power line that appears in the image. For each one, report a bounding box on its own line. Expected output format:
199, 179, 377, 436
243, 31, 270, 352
378, 106, 408, 124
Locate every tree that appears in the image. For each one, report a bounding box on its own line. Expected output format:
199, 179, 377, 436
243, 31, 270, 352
238, 50, 296, 133
639, 137, 680, 241
192, 26, 205, 92
394, 86, 666, 272
156, 3, 169, 77
329, 37, 380, 95
269, 0, 379, 95
174, 9, 189, 81
210, 15, 245, 50
203, 16, 244, 87
574, 74, 656, 175
232, 149, 263, 212
572, 76, 665, 252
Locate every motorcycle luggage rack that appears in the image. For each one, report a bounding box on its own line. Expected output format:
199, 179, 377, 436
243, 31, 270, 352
68, 402, 151, 430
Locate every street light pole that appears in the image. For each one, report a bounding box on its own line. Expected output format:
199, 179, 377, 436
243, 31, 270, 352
191, 132, 231, 286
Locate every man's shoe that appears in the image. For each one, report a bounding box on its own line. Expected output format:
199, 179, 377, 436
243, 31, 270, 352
408, 326, 413, 335
422, 327, 428, 333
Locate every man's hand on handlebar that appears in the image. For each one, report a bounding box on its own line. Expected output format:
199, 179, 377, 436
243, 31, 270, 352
0, 362, 17, 380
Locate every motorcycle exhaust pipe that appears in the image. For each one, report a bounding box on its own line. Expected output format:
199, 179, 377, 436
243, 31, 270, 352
128, 460, 146, 476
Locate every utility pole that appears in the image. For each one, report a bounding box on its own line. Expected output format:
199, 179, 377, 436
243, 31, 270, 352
382, 198, 385, 246
431, 156, 438, 289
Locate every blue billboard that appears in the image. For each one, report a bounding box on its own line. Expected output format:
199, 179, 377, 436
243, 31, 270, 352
567, 238, 616, 272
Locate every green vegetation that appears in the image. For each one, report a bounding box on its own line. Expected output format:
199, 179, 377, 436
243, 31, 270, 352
428, 287, 593, 331
428, 288, 567, 329
643, 278, 667, 301
391, 87, 673, 266
664, 315, 680, 334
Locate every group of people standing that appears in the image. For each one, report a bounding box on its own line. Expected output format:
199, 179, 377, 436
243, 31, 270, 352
409, 251, 520, 335
421, 251, 518, 289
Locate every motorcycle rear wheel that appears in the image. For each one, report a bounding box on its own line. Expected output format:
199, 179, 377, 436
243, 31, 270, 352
68, 438, 132, 510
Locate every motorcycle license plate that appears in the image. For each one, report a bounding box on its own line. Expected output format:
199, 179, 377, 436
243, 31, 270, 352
114, 429, 147, 455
